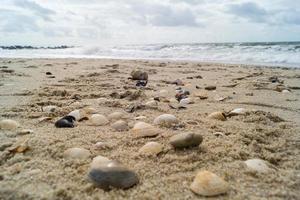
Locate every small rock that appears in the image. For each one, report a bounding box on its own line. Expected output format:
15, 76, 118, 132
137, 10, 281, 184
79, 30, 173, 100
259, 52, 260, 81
131, 70, 148, 80
145, 100, 158, 108
153, 114, 178, 128
131, 122, 161, 138
244, 159, 271, 173
172, 79, 184, 86
169, 132, 203, 148
88, 160, 139, 190
282, 89, 290, 94
138, 142, 163, 155
0, 119, 19, 130
90, 114, 109, 126
205, 86, 216, 91
17, 129, 34, 135
90, 155, 111, 168
179, 98, 193, 107
55, 116, 75, 128
207, 112, 226, 121
107, 111, 127, 121
111, 120, 129, 131
190, 170, 229, 196
63, 147, 91, 160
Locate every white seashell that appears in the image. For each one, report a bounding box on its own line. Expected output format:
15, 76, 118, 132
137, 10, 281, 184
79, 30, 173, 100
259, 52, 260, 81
131, 122, 161, 138
244, 159, 271, 173
43, 105, 58, 113
111, 120, 129, 131
0, 119, 19, 130
229, 108, 247, 115
63, 147, 91, 160
153, 114, 178, 128
190, 170, 230, 196
90, 155, 111, 169
138, 142, 163, 156
207, 112, 226, 121
282, 89, 290, 93
90, 114, 109, 126
107, 111, 127, 121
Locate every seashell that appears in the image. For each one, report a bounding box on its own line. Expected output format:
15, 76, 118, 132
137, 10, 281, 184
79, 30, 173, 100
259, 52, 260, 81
90, 155, 111, 169
207, 112, 226, 121
138, 142, 163, 156
131, 122, 161, 138
111, 120, 129, 131
55, 116, 75, 128
179, 98, 193, 107
107, 111, 127, 121
0, 119, 19, 130
63, 147, 91, 160
190, 170, 229, 196
169, 132, 203, 148
88, 160, 139, 190
282, 89, 290, 93
17, 129, 34, 135
244, 159, 271, 173
131, 70, 148, 80
229, 108, 247, 116
153, 114, 178, 128
90, 114, 109, 126
68, 109, 86, 121
145, 100, 158, 107
43, 105, 58, 113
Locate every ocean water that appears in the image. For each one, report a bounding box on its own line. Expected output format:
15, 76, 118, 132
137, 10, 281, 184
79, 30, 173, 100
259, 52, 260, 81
1, 42, 300, 67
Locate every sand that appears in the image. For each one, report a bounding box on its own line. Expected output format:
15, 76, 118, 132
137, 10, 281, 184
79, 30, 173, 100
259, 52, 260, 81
0, 58, 300, 200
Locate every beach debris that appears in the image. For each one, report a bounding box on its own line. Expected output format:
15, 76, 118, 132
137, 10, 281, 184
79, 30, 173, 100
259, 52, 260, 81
205, 86, 216, 91
131, 122, 161, 138
45, 72, 52, 75
88, 159, 139, 190
138, 142, 163, 156
244, 159, 271, 173
8, 137, 30, 154
90, 114, 109, 126
68, 109, 87, 121
55, 116, 76, 128
136, 80, 147, 87
130, 70, 148, 80
43, 105, 58, 113
17, 129, 34, 136
0, 119, 19, 130
111, 120, 129, 131
190, 170, 229, 196
107, 111, 127, 121
154, 114, 178, 128
207, 112, 226, 121
93, 142, 112, 150
169, 132, 203, 148
63, 147, 91, 160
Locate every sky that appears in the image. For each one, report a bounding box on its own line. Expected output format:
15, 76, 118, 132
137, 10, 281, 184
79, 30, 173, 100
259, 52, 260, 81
0, 0, 299, 46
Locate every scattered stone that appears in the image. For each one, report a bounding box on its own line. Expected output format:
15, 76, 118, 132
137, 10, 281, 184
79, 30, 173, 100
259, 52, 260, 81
107, 111, 127, 121
0, 119, 19, 130
205, 86, 216, 91
46, 72, 52, 75
245, 92, 254, 96
17, 129, 34, 135
55, 116, 75, 128
43, 105, 58, 113
190, 170, 229, 196
130, 70, 148, 80
90, 155, 111, 168
111, 120, 129, 131
131, 122, 161, 138
63, 147, 91, 160
282, 89, 291, 94
88, 160, 139, 190
1, 69, 14, 73
138, 142, 163, 156
244, 159, 271, 173
207, 112, 226, 121
90, 114, 109, 126
153, 114, 178, 128
169, 132, 203, 148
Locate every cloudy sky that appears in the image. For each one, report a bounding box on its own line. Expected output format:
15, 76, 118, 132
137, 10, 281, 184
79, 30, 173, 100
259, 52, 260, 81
0, 0, 299, 46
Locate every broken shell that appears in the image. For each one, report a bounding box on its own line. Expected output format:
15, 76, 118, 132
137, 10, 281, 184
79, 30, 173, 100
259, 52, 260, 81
0, 119, 19, 130
169, 132, 203, 148
111, 120, 129, 131
190, 170, 229, 196
63, 147, 91, 160
138, 142, 163, 156
179, 98, 193, 107
207, 112, 226, 121
90, 114, 109, 126
68, 109, 87, 121
131, 122, 161, 138
153, 114, 178, 128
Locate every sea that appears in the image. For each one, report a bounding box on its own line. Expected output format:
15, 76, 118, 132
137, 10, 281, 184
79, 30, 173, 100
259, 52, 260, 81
0, 42, 300, 67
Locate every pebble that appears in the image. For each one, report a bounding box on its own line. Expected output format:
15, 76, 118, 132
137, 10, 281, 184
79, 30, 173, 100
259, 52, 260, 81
88, 160, 139, 190
43, 105, 58, 113
55, 116, 75, 128
17, 129, 34, 135
83, 107, 97, 114
244, 159, 271, 173
138, 142, 163, 155
282, 89, 290, 94
0, 119, 19, 130
90, 114, 109, 126
90, 155, 111, 168
153, 114, 178, 128
107, 111, 127, 121
179, 98, 193, 107
131, 122, 161, 138
190, 170, 229, 196
63, 147, 91, 160
205, 86, 216, 91
131, 70, 148, 80
207, 112, 226, 121
111, 120, 129, 131
169, 132, 203, 148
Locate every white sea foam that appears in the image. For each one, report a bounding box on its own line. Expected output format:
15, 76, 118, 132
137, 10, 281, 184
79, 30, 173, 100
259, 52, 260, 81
0, 42, 299, 67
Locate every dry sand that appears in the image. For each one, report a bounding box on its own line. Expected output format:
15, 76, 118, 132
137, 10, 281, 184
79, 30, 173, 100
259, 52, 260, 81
0, 58, 300, 199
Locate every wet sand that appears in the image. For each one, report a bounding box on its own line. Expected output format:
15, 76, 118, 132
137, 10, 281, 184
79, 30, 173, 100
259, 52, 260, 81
0, 58, 300, 199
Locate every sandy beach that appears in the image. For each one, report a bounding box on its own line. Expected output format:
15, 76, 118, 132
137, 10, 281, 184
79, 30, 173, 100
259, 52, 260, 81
0, 58, 300, 199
